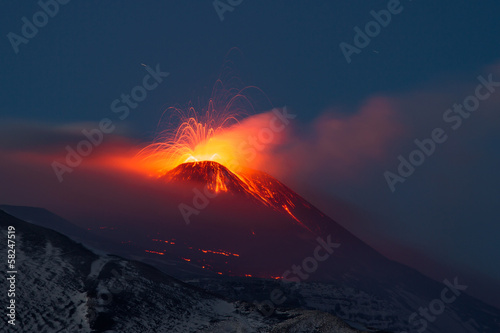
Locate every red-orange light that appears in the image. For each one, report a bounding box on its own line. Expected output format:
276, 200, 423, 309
145, 250, 164, 255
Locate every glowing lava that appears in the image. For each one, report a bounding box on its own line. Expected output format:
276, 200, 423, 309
137, 99, 245, 175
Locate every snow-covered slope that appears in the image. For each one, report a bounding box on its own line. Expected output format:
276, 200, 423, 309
0, 210, 366, 333
3, 198, 500, 333
186, 272, 500, 333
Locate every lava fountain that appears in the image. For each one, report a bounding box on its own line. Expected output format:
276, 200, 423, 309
136, 83, 263, 176
137, 103, 232, 174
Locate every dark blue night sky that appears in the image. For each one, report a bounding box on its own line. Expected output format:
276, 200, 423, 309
3, 1, 500, 127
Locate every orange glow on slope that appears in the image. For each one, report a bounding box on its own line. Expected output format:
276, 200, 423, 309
198, 248, 240, 257
145, 250, 165, 255
283, 204, 299, 221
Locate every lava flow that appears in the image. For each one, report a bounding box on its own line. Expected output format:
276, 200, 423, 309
165, 161, 318, 233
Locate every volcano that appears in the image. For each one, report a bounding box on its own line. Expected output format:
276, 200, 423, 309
7, 162, 500, 332
158, 161, 403, 280
156, 161, 500, 332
